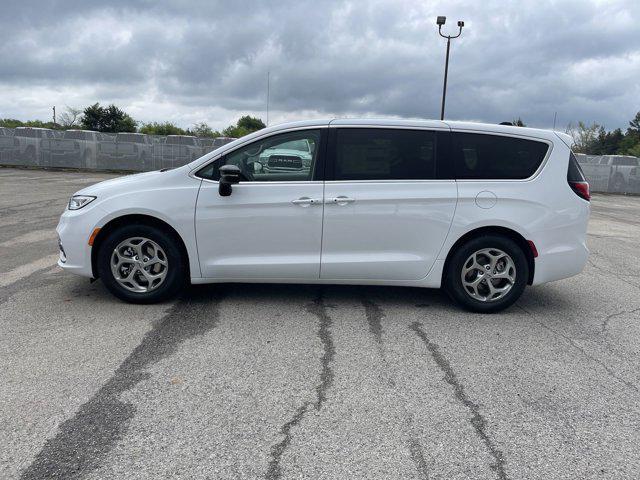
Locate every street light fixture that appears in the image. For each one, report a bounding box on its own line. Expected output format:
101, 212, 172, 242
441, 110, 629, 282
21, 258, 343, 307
437, 16, 464, 120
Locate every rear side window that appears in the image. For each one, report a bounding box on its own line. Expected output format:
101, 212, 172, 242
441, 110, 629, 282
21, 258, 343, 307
452, 132, 549, 179
334, 128, 436, 180
567, 152, 586, 182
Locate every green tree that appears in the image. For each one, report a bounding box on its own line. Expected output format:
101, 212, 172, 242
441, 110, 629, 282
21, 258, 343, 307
590, 127, 624, 155
139, 122, 186, 136
619, 111, 640, 154
0, 118, 56, 129
628, 143, 640, 157
80, 103, 104, 131
80, 103, 136, 133
222, 116, 266, 138
565, 121, 600, 153
191, 122, 221, 138
628, 111, 640, 136
102, 105, 136, 133
0, 118, 25, 128
237, 116, 266, 131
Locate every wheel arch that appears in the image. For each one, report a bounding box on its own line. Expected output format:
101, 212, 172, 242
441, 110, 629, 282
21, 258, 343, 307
442, 226, 535, 285
91, 213, 190, 280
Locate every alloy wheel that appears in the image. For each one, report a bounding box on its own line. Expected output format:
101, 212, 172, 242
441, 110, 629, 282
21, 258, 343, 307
110, 237, 168, 293
460, 248, 516, 302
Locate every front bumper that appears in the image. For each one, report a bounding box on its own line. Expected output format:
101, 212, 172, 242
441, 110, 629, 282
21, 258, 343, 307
56, 204, 105, 278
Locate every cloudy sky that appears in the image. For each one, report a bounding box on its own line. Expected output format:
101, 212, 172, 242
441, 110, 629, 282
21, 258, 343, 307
1, 0, 639, 131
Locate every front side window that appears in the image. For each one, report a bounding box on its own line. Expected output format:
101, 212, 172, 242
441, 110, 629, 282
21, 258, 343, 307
197, 129, 322, 182
452, 132, 549, 180
334, 128, 436, 180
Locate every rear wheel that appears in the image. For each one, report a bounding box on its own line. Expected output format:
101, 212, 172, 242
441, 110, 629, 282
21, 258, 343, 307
97, 224, 186, 303
444, 235, 528, 313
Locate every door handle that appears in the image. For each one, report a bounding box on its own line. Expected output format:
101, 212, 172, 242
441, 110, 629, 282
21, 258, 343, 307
292, 197, 320, 206
328, 196, 355, 205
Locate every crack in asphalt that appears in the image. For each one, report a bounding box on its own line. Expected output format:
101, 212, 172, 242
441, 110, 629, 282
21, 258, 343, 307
362, 296, 384, 345
410, 321, 509, 480
265, 290, 335, 480
361, 298, 430, 479
19, 287, 224, 480
516, 304, 638, 393
601, 307, 640, 333
587, 257, 640, 284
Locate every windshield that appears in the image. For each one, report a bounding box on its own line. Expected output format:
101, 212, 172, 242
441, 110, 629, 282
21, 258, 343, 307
268, 139, 309, 152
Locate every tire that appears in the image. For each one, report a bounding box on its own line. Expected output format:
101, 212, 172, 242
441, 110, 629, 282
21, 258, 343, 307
444, 235, 528, 313
97, 224, 186, 303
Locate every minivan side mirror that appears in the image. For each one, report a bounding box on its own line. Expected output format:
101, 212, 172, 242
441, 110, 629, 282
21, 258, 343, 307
219, 164, 242, 196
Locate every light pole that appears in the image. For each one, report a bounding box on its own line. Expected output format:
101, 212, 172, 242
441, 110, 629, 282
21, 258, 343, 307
437, 16, 464, 120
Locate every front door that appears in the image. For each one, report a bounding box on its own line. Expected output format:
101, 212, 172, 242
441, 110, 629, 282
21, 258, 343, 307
320, 127, 457, 281
195, 128, 326, 279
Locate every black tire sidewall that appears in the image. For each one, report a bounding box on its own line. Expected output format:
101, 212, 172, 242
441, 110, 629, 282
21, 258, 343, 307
97, 224, 185, 303
445, 235, 528, 313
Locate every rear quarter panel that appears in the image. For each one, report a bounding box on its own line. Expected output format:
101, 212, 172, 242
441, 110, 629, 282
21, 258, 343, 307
439, 135, 590, 285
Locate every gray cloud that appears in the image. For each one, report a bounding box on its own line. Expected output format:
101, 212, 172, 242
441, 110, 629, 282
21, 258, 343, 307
0, 0, 638, 130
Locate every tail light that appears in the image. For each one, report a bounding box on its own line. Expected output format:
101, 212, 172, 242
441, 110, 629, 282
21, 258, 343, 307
569, 181, 590, 201
568, 152, 590, 201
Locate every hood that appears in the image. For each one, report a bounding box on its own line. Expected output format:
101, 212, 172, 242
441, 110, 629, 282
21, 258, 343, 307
73, 167, 187, 197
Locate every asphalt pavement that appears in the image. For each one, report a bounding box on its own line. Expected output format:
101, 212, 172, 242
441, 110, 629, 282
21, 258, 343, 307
1, 167, 639, 480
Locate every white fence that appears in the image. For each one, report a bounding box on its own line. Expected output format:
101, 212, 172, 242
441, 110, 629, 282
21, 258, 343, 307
577, 154, 640, 195
0, 127, 235, 172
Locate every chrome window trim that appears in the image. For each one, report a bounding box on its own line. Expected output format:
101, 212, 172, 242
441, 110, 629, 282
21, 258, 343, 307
190, 124, 556, 184
328, 123, 450, 132
199, 179, 324, 186
323, 179, 455, 184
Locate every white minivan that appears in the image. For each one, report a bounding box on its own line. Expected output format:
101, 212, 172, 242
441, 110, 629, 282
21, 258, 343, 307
57, 119, 590, 312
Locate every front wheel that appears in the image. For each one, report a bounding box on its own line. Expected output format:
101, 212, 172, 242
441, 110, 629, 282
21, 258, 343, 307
97, 224, 186, 303
444, 235, 528, 313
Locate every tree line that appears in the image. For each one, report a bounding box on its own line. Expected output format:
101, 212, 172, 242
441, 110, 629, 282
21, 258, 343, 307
565, 112, 640, 157
0, 103, 266, 139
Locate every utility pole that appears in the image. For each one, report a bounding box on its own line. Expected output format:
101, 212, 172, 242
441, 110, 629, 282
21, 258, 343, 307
437, 17, 464, 120
52, 106, 56, 126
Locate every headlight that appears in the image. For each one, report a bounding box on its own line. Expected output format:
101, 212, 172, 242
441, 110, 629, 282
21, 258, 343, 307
68, 195, 96, 210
